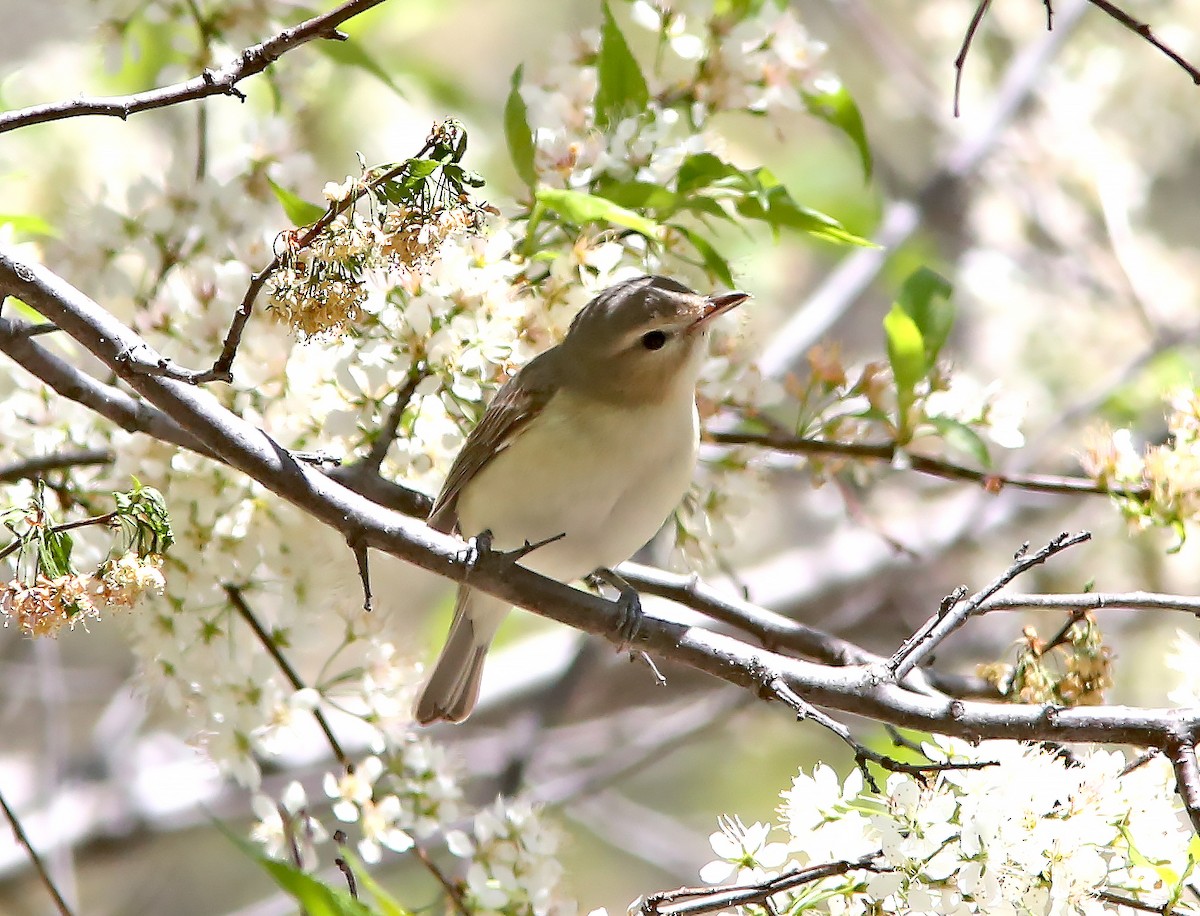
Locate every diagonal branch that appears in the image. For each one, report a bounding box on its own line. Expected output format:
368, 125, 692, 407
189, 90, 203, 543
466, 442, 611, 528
1086, 0, 1200, 86
0, 0, 392, 134
0, 449, 114, 483
8, 251, 1200, 759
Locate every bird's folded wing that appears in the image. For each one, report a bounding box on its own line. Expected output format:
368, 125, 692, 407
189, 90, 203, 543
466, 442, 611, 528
427, 352, 559, 534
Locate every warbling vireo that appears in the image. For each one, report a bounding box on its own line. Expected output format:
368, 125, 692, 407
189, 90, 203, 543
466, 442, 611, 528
415, 275, 749, 724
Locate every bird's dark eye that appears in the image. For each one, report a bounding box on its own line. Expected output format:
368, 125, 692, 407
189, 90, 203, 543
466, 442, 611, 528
641, 330, 668, 351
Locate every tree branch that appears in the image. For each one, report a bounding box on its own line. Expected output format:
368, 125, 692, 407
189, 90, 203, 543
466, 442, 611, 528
707, 429, 1146, 500
1086, 0, 1200, 86
0, 784, 74, 916
6, 252, 1200, 767
0, 0, 392, 134
0, 449, 114, 483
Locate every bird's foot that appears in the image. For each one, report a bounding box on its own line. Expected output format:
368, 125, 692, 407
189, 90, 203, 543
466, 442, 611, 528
591, 567, 643, 652
463, 528, 494, 570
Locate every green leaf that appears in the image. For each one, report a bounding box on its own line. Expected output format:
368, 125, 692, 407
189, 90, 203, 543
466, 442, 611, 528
895, 267, 954, 365
928, 416, 992, 469
735, 186, 874, 247
674, 225, 734, 288
535, 187, 660, 238
372, 158, 441, 205
338, 850, 411, 916
677, 152, 739, 194
595, 1, 649, 129
504, 65, 537, 188
0, 213, 57, 238
440, 164, 485, 189
267, 177, 326, 227
39, 528, 74, 579
884, 304, 925, 437
3, 297, 46, 324
802, 83, 872, 179
260, 858, 374, 916
595, 180, 680, 212
314, 38, 405, 97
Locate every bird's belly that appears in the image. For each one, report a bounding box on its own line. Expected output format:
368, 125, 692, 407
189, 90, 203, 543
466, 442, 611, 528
455, 391, 699, 582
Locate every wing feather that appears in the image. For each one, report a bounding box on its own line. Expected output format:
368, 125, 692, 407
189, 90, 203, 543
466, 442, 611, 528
427, 352, 558, 534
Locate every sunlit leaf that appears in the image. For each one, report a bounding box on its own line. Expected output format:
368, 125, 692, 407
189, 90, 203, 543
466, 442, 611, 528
259, 857, 374, 916
802, 83, 873, 179
314, 38, 405, 97
536, 187, 660, 238
895, 267, 954, 365
595, 1, 649, 129
928, 416, 992, 469
0, 213, 57, 238
884, 304, 925, 436
267, 177, 326, 227
674, 225, 735, 288
595, 180, 680, 212
504, 65, 537, 188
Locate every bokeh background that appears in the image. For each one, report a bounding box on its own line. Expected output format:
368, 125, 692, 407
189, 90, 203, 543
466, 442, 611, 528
2, 0, 1200, 913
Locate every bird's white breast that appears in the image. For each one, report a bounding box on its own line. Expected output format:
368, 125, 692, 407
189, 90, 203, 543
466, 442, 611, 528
455, 385, 700, 582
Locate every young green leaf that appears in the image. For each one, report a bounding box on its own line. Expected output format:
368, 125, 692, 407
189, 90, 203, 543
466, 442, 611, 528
595, 1, 650, 129
259, 857, 375, 916
673, 225, 735, 288
535, 187, 660, 238
267, 177, 326, 227
314, 38, 405, 97
928, 416, 992, 469
595, 180, 680, 212
0, 213, 57, 238
677, 152, 739, 194
802, 83, 873, 179
895, 267, 954, 366
504, 65, 538, 188
884, 304, 926, 438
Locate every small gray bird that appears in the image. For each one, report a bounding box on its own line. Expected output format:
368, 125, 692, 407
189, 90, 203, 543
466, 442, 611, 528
415, 275, 749, 724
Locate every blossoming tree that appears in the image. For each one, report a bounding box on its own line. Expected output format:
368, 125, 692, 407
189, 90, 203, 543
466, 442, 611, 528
3, 0, 1200, 913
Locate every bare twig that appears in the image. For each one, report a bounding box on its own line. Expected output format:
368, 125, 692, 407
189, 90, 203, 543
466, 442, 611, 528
0, 510, 117, 563
223, 584, 349, 769
765, 675, 993, 793
641, 854, 884, 916
1086, 0, 1200, 86
953, 0, 994, 117
0, 0, 391, 134
884, 532, 1092, 682
361, 363, 427, 473
0, 449, 114, 482
707, 429, 1146, 500
0, 784, 75, 916
413, 843, 469, 916
1095, 888, 1184, 916
979, 591, 1200, 618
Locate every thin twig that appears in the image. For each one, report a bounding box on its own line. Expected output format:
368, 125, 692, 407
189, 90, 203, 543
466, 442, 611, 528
979, 591, 1200, 618
953, 0, 994, 117
0, 449, 114, 482
361, 363, 427, 473
1086, 0, 1200, 85
413, 843, 469, 916
707, 429, 1146, 499
0, 784, 75, 916
885, 531, 1092, 682
0, 0, 391, 134
765, 675, 993, 793
641, 854, 884, 916
0, 511, 118, 563
1095, 888, 1181, 916
223, 584, 349, 768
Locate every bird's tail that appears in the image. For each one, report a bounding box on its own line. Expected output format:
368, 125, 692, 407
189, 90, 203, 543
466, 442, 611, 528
414, 587, 508, 724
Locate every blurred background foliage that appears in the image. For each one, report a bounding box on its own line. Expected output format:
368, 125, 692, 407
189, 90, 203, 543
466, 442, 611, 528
2, 0, 1200, 913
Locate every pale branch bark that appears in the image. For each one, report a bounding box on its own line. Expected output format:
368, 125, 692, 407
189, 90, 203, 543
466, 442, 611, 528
6, 251, 1200, 758
0, 311, 432, 517
1169, 739, 1200, 837
618, 561, 997, 699
361, 363, 427, 473
980, 592, 1200, 618
708, 429, 1144, 500
0, 449, 113, 482
885, 531, 1093, 682
0, 0, 392, 134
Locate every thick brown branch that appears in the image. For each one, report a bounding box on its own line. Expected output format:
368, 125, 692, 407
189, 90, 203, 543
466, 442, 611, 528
0, 449, 114, 482
0, 0, 391, 134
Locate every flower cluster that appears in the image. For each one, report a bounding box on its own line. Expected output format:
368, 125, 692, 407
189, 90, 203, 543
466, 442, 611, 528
1081, 389, 1200, 543
695, 739, 1196, 916
1, 572, 97, 636
977, 612, 1114, 706
447, 799, 568, 916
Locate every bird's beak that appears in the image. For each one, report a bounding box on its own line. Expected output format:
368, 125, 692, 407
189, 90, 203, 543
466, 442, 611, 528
691, 291, 750, 331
